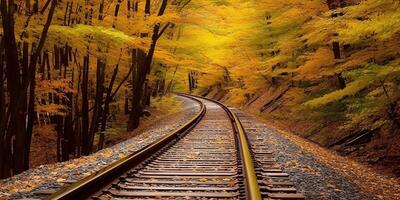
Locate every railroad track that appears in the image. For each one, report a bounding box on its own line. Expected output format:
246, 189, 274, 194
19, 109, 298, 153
43, 94, 304, 200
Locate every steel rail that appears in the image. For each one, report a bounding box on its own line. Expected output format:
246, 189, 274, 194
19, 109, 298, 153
46, 95, 206, 200
232, 110, 262, 200
183, 94, 262, 200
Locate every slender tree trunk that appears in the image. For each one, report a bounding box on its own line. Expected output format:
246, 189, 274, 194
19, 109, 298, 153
332, 41, 341, 59
45, 51, 51, 79
0, 36, 7, 178
74, 53, 82, 156
127, 0, 169, 131
159, 74, 165, 95
114, 0, 122, 17
26, 43, 38, 169
25, 0, 31, 15
98, 64, 119, 150
165, 66, 178, 95
81, 55, 90, 155
62, 99, 73, 161
326, 0, 347, 89
327, 0, 346, 60
56, 115, 62, 162
98, 0, 104, 20
128, 49, 145, 131
152, 79, 159, 97
63, 1, 70, 25
89, 59, 105, 151
33, 0, 38, 13
67, 1, 73, 26
143, 82, 151, 106
188, 72, 193, 93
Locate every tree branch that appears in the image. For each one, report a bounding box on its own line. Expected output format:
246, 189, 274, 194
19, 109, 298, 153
157, 0, 168, 16
24, 0, 57, 89
179, 0, 191, 11
156, 22, 171, 40
111, 66, 133, 99
40, 0, 51, 14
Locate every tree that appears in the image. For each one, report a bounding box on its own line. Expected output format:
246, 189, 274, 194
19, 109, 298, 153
128, 0, 171, 131
0, 0, 57, 178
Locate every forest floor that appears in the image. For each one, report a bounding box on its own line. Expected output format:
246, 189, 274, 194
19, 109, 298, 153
237, 110, 400, 199
0, 97, 200, 199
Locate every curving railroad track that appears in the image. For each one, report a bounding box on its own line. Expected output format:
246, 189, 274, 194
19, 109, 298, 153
43, 94, 304, 200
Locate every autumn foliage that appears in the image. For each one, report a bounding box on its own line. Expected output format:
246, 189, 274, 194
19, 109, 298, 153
0, 0, 399, 178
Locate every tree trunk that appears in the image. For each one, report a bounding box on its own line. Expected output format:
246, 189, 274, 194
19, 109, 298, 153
98, 0, 104, 20
89, 58, 105, 151
143, 82, 151, 106
332, 41, 341, 59
25, 0, 31, 15
327, 0, 346, 59
33, 0, 38, 13
26, 43, 37, 168
165, 66, 178, 95
152, 79, 160, 97
188, 72, 192, 93
159, 76, 165, 95
128, 49, 145, 131
127, 0, 169, 131
81, 55, 90, 155
0, 0, 56, 177
1, 0, 28, 177
74, 56, 82, 156
0, 36, 7, 178
98, 64, 119, 150
62, 87, 74, 161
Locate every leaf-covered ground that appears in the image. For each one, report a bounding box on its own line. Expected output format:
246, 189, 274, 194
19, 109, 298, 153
0, 97, 200, 199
